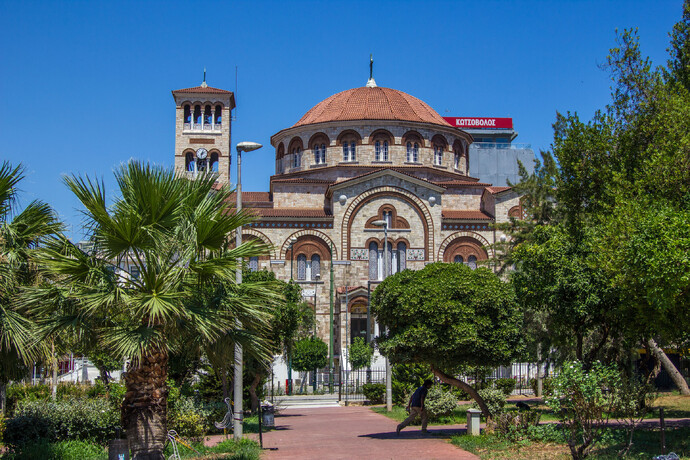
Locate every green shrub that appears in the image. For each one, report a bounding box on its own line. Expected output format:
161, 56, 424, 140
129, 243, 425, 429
449, 385, 472, 401
493, 378, 516, 396
3, 398, 120, 448
392, 380, 410, 405
169, 396, 209, 441
348, 337, 373, 371
361, 383, 385, 404
424, 385, 458, 420
2, 439, 106, 460
56, 382, 90, 400
0, 415, 5, 444
471, 387, 506, 417
545, 361, 620, 459
529, 376, 554, 395
6, 383, 51, 413
492, 410, 541, 441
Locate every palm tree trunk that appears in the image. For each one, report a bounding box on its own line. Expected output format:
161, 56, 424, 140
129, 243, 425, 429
122, 348, 169, 460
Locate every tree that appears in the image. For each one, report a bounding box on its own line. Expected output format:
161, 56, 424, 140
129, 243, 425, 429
0, 161, 60, 413
348, 337, 373, 371
30, 162, 280, 459
371, 263, 522, 417
291, 337, 328, 388
511, 225, 623, 367
242, 269, 313, 409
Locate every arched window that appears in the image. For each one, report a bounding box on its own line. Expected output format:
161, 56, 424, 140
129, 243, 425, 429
194, 105, 202, 125
406, 142, 419, 163
210, 152, 219, 172
204, 105, 212, 126
454, 255, 464, 264
214, 105, 222, 125
314, 143, 326, 164
375, 140, 389, 161
368, 241, 378, 280
311, 254, 321, 280
342, 141, 356, 162
184, 105, 191, 125
397, 242, 407, 272
185, 152, 195, 172
197, 157, 207, 172
468, 255, 477, 270
454, 152, 460, 169
434, 145, 443, 165
297, 254, 307, 280
292, 147, 302, 168
248, 256, 259, 272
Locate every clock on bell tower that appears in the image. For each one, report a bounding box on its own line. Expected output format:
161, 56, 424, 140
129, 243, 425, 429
172, 77, 235, 185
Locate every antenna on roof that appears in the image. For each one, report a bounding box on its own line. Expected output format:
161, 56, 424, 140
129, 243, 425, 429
201, 67, 208, 88
366, 54, 377, 88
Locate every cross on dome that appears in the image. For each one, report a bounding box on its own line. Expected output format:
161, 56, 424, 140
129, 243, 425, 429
366, 54, 377, 88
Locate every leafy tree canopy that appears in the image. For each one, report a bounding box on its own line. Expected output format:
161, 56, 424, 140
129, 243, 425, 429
372, 263, 522, 372
291, 337, 327, 373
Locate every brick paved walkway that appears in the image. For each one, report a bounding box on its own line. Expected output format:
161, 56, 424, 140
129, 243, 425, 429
249, 406, 477, 460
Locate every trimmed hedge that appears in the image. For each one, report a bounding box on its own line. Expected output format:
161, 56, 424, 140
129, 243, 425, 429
361, 383, 385, 404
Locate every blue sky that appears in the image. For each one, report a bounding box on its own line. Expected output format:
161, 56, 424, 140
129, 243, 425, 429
0, 0, 683, 238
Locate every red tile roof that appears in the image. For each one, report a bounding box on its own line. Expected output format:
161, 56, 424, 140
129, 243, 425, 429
252, 208, 332, 218
172, 85, 233, 94
336, 286, 367, 294
293, 87, 452, 128
228, 192, 272, 202
486, 186, 512, 194
442, 210, 493, 220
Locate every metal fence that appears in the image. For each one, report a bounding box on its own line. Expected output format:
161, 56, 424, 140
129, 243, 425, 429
340, 368, 387, 404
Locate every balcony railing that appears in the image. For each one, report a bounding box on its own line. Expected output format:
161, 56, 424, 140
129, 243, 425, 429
183, 123, 221, 132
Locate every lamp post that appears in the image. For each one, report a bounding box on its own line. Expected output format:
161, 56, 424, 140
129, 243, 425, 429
329, 242, 335, 394
286, 236, 297, 395
371, 219, 392, 412
233, 141, 262, 440
312, 273, 320, 391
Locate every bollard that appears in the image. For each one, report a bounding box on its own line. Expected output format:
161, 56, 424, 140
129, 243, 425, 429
108, 439, 129, 460
466, 408, 482, 436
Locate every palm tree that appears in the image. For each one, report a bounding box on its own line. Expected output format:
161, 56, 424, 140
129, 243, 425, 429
0, 161, 61, 413
31, 162, 279, 459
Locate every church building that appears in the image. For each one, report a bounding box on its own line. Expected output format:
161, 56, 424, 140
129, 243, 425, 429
172, 73, 522, 371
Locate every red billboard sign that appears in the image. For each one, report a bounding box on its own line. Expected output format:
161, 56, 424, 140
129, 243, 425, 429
444, 117, 513, 129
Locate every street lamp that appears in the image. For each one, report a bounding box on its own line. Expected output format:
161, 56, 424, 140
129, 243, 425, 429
371, 219, 393, 412
233, 141, 262, 440
286, 237, 297, 395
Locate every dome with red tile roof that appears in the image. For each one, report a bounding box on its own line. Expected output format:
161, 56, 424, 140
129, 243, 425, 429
293, 86, 451, 128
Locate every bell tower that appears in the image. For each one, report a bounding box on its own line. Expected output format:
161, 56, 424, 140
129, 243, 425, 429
172, 77, 235, 185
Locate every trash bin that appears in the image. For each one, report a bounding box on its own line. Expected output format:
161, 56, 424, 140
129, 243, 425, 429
261, 402, 275, 427
108, 438, 129, 460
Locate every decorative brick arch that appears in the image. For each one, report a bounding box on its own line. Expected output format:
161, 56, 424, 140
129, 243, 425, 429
280, 229, 338, 259
242, 228, 275, 258
437, 231, 493, 261
341, 186, 434, 261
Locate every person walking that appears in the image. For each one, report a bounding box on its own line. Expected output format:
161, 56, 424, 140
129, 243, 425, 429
396, 379, 433, 435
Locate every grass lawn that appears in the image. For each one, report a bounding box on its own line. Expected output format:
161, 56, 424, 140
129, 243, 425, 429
452, 426, 690, 459
371, 400, 560, 425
